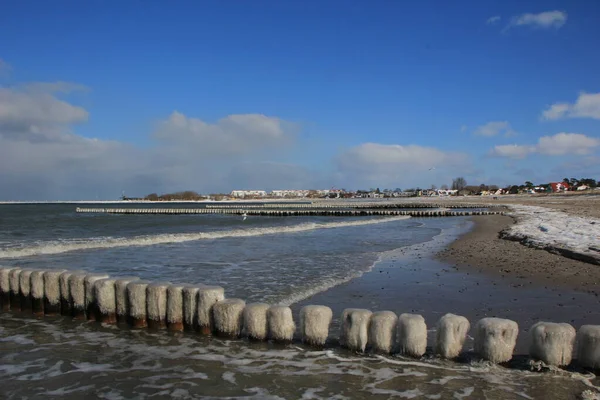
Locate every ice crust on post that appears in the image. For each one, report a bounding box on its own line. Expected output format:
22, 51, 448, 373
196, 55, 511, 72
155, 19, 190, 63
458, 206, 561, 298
529, 321, 576, 367
368, 311, 398, 354
340, 308, 372, 352
435, 313, 470, 359
300, 305, 332, 346
397, 313, 427, 358
474, 318, 518, 363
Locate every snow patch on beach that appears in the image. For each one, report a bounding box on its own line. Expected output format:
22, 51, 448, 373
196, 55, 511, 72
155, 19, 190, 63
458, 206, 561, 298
502, 204, 600, 264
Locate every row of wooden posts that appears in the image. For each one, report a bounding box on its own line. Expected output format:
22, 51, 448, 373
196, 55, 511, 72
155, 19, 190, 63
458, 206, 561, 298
75, 207, 504, 217
205, 202, 504, 209
1, 266, 599, 370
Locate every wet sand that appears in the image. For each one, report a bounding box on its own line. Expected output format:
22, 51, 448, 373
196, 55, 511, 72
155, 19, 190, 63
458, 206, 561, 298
294, 216, 600, 355
438, 214, 600, 296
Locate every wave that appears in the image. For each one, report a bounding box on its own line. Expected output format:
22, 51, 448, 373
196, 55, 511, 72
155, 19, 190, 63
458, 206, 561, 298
0, 216, 410, 259
276, 219, 473, 307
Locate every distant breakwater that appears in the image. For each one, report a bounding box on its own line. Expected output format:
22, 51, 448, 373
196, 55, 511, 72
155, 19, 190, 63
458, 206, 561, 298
206, 201, 505, 209
1, 266, 600, 372
76, 207, 504, 217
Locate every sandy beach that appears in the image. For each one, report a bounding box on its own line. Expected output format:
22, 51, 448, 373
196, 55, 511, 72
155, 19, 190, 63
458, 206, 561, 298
438, 214, 600, 296
296, 195, 600, 356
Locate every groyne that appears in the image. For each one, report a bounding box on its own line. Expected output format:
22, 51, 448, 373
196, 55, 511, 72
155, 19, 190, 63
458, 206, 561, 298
75, 207, 504, 217
205, 202, 505, 209
1, 266, 598, 370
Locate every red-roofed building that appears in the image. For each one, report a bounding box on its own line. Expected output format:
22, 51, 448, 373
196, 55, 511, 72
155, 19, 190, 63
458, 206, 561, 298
550, 182, 571, 192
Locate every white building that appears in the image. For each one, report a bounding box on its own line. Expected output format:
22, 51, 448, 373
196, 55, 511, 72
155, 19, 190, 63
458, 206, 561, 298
270, 190, 310, 197
230, 190, 267, 198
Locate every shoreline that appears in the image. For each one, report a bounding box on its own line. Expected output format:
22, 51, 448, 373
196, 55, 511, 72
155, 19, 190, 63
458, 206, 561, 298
437, 214, 600, 296
295, 215, 600, 354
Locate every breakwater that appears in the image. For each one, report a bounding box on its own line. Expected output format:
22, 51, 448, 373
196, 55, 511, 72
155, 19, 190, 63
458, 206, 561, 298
205, 201, 505, 209
75, 207, 504, 217
1, 266, 598, 371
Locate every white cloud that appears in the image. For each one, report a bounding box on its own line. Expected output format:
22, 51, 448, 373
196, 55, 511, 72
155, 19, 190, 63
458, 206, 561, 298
154, 111, 295, 156
505, 10, 567, 30
489, 144, 535, 159
490, 133, 600, 159
473, 121, 516, 137
0, 78, 319, 200
335, 143, 470, 189
537, 133, 600, 155
486, 16, 501, 25
0, 84, 89, 141
541, 92, 600, 120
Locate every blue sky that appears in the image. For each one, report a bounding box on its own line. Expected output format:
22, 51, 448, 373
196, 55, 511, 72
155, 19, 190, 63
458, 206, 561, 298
1, 0, 599, 199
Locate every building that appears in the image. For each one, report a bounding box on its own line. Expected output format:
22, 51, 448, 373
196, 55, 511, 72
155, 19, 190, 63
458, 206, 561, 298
270, 190, 310, 198
549, 182, 570, 193
230, 190, 267, 198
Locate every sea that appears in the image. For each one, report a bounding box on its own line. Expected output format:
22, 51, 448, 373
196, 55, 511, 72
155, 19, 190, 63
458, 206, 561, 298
0, 203, 597, 399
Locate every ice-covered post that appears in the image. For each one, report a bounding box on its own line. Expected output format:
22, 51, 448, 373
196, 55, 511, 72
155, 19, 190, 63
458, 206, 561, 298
43, 269, 67, 315
68, 272, 88, 319
18, 269, 34, 312
267, 305, 296, 342
94, 278, 118, 323
126, 280, 150, 328
242, 303, 269, 340
435, 313, 470, 359
474, 318, 518, 363
18, 268, 33, 311
368, 311, 398, 353
114, 277, 140, 324
577, 325, 600, 370
30, 270, 46, 316
529, 322, 576, 367
0, 267, 10, 311
340, 308, 372, 352
182, 284, 201, 330
197, 285, 225, 334
8, 268, 22, 311
147, 282, 170, 329
166, 284, 185, 331
300, 305, 332, 346
213, 298, 245, 337
59, 270, 81, 316
397, 313, 427, 358
84, 273, 109, 320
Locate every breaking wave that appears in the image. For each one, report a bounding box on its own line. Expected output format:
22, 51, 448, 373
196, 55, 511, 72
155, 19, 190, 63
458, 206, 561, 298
0, 216, 410, 259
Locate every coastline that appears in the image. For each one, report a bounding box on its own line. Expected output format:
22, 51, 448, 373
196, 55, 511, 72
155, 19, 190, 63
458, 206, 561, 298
437, 214, 600, 296
295, 215, 600, 354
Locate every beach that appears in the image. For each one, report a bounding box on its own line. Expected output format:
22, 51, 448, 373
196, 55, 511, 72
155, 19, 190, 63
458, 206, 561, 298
439, 214, 600, 296
1, 199, 600, 398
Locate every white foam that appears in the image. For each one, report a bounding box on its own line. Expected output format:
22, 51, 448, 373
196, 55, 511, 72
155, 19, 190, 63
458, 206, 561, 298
0, 216, 410, 259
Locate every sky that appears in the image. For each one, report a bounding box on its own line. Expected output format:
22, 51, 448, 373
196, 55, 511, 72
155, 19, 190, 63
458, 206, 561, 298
1, 0, 599, 200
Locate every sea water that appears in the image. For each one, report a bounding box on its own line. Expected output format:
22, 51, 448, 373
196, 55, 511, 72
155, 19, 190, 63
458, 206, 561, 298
0, 204, 596, 398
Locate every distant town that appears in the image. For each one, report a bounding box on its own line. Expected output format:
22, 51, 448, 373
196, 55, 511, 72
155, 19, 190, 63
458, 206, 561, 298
123, 177, 599, 201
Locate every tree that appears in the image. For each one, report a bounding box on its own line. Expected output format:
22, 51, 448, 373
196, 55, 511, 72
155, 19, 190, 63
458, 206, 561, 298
525, 181, 533, 188
145, 193, 159, 201
431, 184, 437, 191
440, 184, 449, 190
452, 177, 467, 191
569, 178, 579, 187
509, 185, 519, 194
